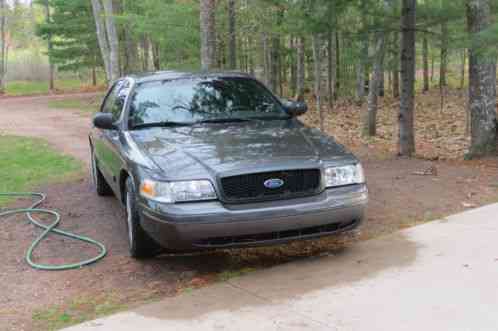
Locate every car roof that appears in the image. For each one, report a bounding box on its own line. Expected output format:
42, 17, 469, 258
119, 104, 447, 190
128, 70, 254, 84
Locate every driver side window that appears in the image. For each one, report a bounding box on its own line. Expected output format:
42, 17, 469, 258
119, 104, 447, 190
102, 80, 129, 121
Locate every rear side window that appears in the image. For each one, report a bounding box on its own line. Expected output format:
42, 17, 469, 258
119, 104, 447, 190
102, 80, 130, 121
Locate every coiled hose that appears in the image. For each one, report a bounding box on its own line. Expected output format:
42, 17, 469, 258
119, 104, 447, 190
0, 192, 106, 271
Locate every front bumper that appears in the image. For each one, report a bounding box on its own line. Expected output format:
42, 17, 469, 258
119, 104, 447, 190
139, 184, 368, 251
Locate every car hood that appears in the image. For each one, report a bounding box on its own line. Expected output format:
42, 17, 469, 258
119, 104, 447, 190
130, 120, 356, 180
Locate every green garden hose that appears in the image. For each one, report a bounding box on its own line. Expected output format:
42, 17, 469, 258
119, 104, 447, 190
0, 192, 106, 271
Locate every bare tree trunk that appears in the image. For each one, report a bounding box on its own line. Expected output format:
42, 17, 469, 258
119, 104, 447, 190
280, 38, 288, 91
243, 45, 248, 74
91, 66, 97, 86
392, 65, 400, 98
247, 35, 255, 75
431, 52, 435, 82
378, 59, 385, 97
392, 33, 400, 98
439, 19, 448, 112
91, 0, 111, 83
123, 28, 139, 75
439, 21, 448, 89
295, 36, 305, 102
467, 0, 497, 158
102, 0, 119, 81
151, 42, 160, 70
356, 0, 369, 105
91, 0, 119, 83
312, 34, 325, 132
289, 37, 297, 97
387, 68, 392, 93
356, 45, 368, 104
465, 89, 471, 136
44, 0, 55, 92
364, 31, 386, 137
236, 37, 242, 71
306, 52, 314, 83
217, 36, 225, 69
327, 28, 336, 108
262, 33, 270, 85
227, 0, 236, 69
269, 35, 280, 93
460, 49, 466, 89
422, 34, 430, 93
388, 0, 400, 99
200, 0, 216, 71
0, 0, 6, 94
278, 40, 283, 95
399, 0, 416, 157
142, 35, 150, 72
335, 31, 341, 97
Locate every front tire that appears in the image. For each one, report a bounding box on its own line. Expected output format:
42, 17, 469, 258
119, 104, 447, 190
91, 148, 113, 196
125, 177, 161, 259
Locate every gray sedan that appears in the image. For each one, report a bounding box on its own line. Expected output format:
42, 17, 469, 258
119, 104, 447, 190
89, 71, 368, 258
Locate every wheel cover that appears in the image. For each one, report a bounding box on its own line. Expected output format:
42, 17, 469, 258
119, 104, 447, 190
91, 152, 98, 186
125, 192, 134, 248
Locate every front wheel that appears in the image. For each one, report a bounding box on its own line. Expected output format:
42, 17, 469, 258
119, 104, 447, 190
91, 148, 113, 196
125, 177, 162, 259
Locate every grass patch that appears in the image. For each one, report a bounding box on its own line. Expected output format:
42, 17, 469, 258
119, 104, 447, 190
32, 294, 125, 331
5, 80, 105, 96
0, 135, 83, 206
48, 96, 102, 114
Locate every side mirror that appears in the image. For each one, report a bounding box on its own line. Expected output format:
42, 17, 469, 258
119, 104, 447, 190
282, 100, 308, 117
93, 112, 116, 130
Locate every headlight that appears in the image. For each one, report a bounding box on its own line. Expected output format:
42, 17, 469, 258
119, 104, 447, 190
324, 164, 365, 188
140, 179, 217, 203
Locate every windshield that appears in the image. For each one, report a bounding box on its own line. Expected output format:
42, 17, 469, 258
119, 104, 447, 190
128, 77, 288, 128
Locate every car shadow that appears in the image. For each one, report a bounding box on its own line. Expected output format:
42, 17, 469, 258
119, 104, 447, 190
134, 231, 418, 321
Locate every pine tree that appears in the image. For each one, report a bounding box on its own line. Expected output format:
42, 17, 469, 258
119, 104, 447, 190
36, 0, 102, 83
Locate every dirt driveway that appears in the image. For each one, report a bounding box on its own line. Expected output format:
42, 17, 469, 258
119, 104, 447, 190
1, 94, 498, 330
0, 94, 96, 165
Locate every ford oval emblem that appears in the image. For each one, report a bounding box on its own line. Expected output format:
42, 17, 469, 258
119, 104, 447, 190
264, 178, 285, 189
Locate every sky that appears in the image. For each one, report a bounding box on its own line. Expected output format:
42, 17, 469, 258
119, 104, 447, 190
7, 0, 32, 5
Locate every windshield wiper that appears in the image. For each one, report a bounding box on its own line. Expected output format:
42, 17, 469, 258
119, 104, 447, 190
196, 118, 252, 124
131, 121, 193, 130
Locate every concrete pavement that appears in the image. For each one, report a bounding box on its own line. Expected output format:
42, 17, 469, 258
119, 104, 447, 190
66, 203, 498, 331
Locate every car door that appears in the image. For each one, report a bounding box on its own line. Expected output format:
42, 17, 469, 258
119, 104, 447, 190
93, 80, 129, 193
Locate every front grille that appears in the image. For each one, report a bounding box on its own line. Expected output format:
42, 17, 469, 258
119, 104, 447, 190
193, 220, 359, 248
220, 169, 321, 203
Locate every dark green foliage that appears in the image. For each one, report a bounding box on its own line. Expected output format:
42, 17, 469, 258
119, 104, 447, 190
119, 0, 200, 70
36, 0, 101, 71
